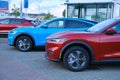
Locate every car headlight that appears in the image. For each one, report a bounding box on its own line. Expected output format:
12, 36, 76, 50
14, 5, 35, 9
48, 38, 68, 43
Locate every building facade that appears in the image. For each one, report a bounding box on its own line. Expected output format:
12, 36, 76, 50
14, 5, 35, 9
65, 0, 120, 22
0, 10, 10, 19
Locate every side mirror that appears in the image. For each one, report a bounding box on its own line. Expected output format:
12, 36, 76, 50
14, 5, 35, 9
105, 28, 117, 35
42, 24, 48, 28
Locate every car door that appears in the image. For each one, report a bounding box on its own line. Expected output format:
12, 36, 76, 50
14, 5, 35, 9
99, 23, 120, 60
38, 20, 65, 45
9, 19, 22, 29
37, 19, 93, 45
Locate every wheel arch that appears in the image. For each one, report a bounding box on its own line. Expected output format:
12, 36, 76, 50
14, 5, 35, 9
60, 41, 94, 63
13, 34, 35, 47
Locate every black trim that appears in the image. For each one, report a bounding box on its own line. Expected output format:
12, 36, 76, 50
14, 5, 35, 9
45, 52, 61, 62
59, 41, 94, 62
13, 33, 35, 47
94, 58, 120, 63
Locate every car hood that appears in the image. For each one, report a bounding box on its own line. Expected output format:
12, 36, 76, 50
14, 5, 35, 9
8, 26, 38, 35
47, 30, 94, 39
12, 26, 36, 31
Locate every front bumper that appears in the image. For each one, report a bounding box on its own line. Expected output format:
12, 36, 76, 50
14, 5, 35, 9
8, 33, 16, 46
45, 52, 60, 62
45, 41, 64, 61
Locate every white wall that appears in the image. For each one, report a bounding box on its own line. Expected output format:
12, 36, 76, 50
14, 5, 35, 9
113, 3, 120, 18
67, 0, 114, 3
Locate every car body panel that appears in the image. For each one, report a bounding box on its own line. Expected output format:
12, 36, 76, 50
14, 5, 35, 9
46, 18, 120, 62
46, 31, 100, 61
8, 18, 97, 47
99, 34, 120, 59
0, 18, 34, 34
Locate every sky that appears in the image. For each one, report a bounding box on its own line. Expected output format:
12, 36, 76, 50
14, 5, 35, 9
9, 0, 66, 17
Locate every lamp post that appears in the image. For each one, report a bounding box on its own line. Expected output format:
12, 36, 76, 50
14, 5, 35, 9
39, 0, 42, 14
20, 0, 23, 18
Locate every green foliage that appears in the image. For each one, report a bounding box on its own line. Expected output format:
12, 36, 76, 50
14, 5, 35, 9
62, 9, 66, 17
44, 12, 53, 20
11, 4, 20, 18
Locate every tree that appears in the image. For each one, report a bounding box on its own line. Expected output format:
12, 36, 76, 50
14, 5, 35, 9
44, 12, 53, 20
62, 9, 66, 17
11, 4, 20, 18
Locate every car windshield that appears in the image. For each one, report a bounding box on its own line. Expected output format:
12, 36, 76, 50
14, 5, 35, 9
36, 20, 50, 28
87, 19, 118, 33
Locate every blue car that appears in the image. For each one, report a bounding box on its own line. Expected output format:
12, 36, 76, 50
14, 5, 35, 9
8, 18, 97, 51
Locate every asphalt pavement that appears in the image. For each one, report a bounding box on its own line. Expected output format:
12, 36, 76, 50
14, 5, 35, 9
0, 37, 120, 80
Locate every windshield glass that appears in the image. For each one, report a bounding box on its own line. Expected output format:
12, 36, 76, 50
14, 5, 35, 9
36, 20, 50, 28
87, 19, 118, 33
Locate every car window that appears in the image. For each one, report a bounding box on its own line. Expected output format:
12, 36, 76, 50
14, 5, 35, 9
87, 19, 118, 33
0, 19, 9, 24
10, 19, 22, 24
65, 20, 92, 28
112, 23, 120, 33
47, 20, 64, 28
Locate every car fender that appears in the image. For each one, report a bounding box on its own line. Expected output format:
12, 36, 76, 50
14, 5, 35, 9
13, 32, 35, 46
59, 41, 94, 62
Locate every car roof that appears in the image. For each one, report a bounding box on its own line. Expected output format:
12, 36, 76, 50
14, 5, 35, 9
52, 17, 86, 21
2, 18, 24, 20
51, 18, 98, 24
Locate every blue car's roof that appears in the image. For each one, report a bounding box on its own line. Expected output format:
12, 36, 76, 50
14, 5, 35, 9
38, 18, 97, 27
50, 18, 98, 24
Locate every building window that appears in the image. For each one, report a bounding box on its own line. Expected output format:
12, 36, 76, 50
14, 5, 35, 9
67, 5, 78, 18
67, 3, 113, 22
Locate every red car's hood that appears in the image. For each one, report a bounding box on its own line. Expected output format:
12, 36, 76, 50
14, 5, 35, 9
47, 31, 94, 39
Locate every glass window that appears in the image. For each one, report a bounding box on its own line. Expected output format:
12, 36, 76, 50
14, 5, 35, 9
86, 8, 96, 20
112, 23, 120, 33
67, 3, 113, 22
68, 5, 79, 18
0, 19, 9, 24
97, 8, 107, 21
47, 20, 64, 28
87, 19, 118, 33
10, 20, 22, 24
65, 20, 91, 28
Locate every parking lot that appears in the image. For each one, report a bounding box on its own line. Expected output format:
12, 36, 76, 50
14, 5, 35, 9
0, 37, 120, 80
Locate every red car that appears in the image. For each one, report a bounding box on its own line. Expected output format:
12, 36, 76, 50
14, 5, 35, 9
46, 18, 120, 71
0, 18, 34, 34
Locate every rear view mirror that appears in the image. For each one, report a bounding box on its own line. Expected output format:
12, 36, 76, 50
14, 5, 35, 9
105, 28, 117, 35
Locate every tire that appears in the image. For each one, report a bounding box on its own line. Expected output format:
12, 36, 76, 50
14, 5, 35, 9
15, 36, 33, 52
63, 46, 89, 71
